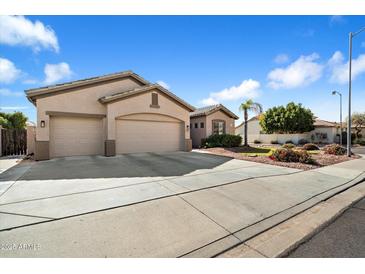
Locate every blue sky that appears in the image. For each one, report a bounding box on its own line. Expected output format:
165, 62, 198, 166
1, 15, 365, 124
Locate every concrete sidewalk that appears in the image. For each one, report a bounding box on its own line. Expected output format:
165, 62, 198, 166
0, 156, 364, 257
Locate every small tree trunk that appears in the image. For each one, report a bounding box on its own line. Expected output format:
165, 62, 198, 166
244, 110, 248, 146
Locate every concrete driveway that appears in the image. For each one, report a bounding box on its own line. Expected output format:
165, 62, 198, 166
0, 151, 364, 257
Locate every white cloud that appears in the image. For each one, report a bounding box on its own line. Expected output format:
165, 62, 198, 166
44, 62, 72, 84
328, 50, 365, 84
157, 80, 170, 89
330, 16, 345, 25
267, 53, 324, 89
201, 79, 260, 106
201, 97, 219, 106
0, 57, 21, 84
22, 78, 38, 85
0, 106, 28, 110
0, 88, 23, 97
0, 15, 59, 52
274, 54, 289, 64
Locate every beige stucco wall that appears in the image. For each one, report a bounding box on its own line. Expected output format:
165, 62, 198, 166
235, 119, 261, 142
310, 127, 339, 143
35, 78, 143, 141
236, 120, 339, 144
190, 116, 207, 148
206, 110, 235, 136
106, 89, 191, 141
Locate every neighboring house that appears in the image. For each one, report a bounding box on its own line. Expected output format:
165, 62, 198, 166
190, 104, 239, 148
26, 71, 195, 160
235, 117, 340, 144
311, 119, 340, 143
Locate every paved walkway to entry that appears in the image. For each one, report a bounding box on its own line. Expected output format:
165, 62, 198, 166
0, 152, 364, 257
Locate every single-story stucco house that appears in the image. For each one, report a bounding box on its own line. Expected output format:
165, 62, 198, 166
26, 71, 196, 160
190, 104, 239, 148
235, 116, 341, 144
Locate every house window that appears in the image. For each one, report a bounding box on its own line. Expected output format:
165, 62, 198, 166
200, 122, 204, 128
212, 120, 225, 135
150, 93, 159, 108
194, 123, 198, 129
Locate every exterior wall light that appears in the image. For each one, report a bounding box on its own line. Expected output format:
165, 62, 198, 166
40, 120, 46, 128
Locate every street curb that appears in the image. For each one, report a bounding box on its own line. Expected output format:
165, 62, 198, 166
217, 175, 365, 258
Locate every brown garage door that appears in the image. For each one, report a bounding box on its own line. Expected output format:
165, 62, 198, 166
116, 119, 183, 154
50, 116, 104, 158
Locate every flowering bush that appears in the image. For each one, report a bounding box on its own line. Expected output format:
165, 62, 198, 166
270, 148, 316, 164
282, 143, 295, 149
323, 144, 346, 155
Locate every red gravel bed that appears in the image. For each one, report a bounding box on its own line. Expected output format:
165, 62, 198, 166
198, 147, 359, 171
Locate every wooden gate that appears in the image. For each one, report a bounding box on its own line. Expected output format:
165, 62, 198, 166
1, 128, 27, 156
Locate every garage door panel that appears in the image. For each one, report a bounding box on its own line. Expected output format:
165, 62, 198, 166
116, 120, 183, 154
50, 117, 104, 158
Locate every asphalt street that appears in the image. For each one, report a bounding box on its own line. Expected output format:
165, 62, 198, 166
288, 197, 365, 258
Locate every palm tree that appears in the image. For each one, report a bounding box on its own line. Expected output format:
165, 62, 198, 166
239, 99, 263, 146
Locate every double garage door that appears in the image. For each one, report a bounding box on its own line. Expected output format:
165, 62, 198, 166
115, 119, 183, 154
49, 116, 183, 158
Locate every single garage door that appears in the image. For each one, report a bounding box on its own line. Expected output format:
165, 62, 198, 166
50, 116, 104, 158
116, 119, 183, 154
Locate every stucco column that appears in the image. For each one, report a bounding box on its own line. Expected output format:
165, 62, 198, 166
105, 106, 116, 156
184, 120, 192, 151
35, 108, 50, 160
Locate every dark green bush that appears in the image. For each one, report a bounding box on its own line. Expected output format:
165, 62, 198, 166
254, 139, 261, 144
323, 144, 346, 155
282, 143, 295, 149
285, 140, 294, 144
202, 134, 242, 148
270, 140, 279, 144
298, 139, 309, 145
270, 148, 315, 164
302, 143, 319, 151
356, 139, 365, 146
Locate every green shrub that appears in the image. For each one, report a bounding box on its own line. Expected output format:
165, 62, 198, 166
302, 143, 320, 151
202, 134, 242, 148
270, 140, 279, 144
298, 139, 309, 145
285, 140, 294, 144
282, 143, 295, 149
253, 139, 261, 144
357, 139, 365, 146
323, 144, 346, 155
270, 148, 315, 164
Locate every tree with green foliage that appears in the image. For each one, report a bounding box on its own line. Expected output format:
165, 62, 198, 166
351, 112, 365, 139
259, 102, 315, 134
239, 99, 263, 146
0, 112, 28, 129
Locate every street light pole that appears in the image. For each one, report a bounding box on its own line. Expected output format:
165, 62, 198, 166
332, 91, 342, 145
340, 92, 342, 145
347, 32, 352, 157
347, 26, 365, 157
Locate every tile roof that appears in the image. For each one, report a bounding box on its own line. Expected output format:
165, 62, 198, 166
314, 119, 338, 127
235, 115, 260, 128
99, 84, 195, 111
25, 70, 150, 104
190, 104, 239, 119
